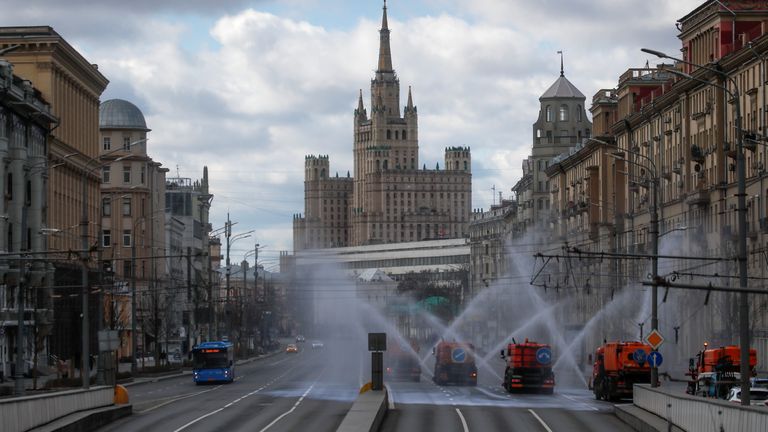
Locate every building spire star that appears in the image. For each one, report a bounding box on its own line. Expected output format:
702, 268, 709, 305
557, 50, 564, 77
378, 0, 393, 72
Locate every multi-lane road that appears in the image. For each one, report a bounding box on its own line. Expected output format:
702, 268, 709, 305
99, 339, 633, 432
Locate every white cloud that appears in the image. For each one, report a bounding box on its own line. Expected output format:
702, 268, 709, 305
1, 1, 712, 262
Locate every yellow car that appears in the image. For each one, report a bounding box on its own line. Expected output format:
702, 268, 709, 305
286, 344, 299, 353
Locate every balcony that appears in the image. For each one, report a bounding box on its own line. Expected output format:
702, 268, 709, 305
686, 189, 710, 207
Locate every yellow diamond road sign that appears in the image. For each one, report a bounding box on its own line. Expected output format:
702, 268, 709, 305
646, 330, 664, 350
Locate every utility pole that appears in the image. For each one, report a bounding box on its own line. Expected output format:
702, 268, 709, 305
80, 172, 91, 389
131, 238, 137, 375
225, 213, 231, 340
187, 247, 192, 349
15, 253, 26, 395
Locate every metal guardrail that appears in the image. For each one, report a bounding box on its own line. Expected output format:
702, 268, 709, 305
634, 384, 768, 432
0, 386, 113, 432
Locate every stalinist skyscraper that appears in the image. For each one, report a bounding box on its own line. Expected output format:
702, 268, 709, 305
293, 1, 472, 251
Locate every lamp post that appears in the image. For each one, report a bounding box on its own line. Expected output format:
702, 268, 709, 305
642, 47, 751, 405
223, 214, 253, 341
608, 146, 660, 387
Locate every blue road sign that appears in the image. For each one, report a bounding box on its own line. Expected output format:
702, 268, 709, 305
633, 349, 647, 364
648, 351, 663, 368
452, 348, 467, 363
536, 347, 553, 365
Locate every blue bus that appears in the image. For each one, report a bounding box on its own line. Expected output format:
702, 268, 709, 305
192, 341, 235, 384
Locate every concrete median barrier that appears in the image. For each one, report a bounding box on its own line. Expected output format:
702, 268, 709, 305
336, 388, 388, 432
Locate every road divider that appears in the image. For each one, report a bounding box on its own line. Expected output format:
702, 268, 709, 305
336, 387, 388, 432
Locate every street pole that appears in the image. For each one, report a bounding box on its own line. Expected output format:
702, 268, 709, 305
225, 214, 231, 340
641, 47, 751, 404
15, 253, 25, 395
131, 239, 137, 375
80, 172, 91, 389
734, 82, 751, 406
650, 176, 659, 388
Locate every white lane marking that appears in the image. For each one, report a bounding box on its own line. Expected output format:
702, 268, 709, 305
384, 383, 396, 409
171, 367, 297, 432
137, 385, 223, 414
258, 382, 317, 432
559, 393, 599, 412
528, 409, 554, 432
455, 408, 469, 432
472, 385, 511, 401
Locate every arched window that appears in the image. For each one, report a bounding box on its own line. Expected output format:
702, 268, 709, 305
463, 161, 468, 171
395, 130, 399, 140
376, 160, 381, 170
577, 105, 583, 122
383, 160, 388, 170
545, 106, 552, 122
455, 161, 459, 170
320, 168, 326, 178
403, 130, 407, 140
387, 130, 392, 139
559, 104, 568, 121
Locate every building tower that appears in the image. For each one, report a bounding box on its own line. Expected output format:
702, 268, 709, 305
352, 1, 420, 245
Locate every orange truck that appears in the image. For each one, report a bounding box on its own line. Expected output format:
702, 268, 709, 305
591, 341, 652, 401
686, 344, 758, 398
385, 337, 421, 382
500, 339, 555, 394
432, 341, 478, 386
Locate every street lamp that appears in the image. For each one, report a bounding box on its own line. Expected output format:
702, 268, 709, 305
608, 147, 661, 388
642, 47, 751, 404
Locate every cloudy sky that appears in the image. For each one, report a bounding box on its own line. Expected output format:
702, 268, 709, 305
2, 0, 704, 269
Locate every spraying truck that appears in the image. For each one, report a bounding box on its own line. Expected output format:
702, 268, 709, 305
686, 344, 758, 399
432, 341, 478, 386
385, 337, 421, 382
500, 339, 555, 394
591, 341, 652, 401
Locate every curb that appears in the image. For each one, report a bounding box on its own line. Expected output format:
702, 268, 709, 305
29, 404, 132, 432
615, 404, 684, 432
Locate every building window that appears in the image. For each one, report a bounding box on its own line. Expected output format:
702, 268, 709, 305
123, 166, 131, 183
123, 197, 131, 216
577, 105, 582, 122
103, 137, 111, 151
103, 230, 111, 247
123, 230, 132, 247
123, 136, 131, 150
546, 106, 552, 122
102, 167, 110, 183
141, 166, 146, 184
559, 104, 568, 121
403, 130, 407, 140
102, 197, 111, 216
387, 130, 391, 139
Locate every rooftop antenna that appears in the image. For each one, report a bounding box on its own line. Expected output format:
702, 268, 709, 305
492, 184, 497, 205
176, 164, 181, 178
557, 50, 564, 76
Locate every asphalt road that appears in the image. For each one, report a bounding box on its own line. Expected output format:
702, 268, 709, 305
99, 342, 635, 432
380, 356, 634, 432
98, 342, 364, 432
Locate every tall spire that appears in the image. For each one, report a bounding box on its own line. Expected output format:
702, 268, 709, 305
406, 86, 414, 111
377, 0, 393, 72
557, 50, 564, 77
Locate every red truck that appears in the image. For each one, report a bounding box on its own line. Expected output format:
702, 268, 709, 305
385, 337, 421, 382
432, 341, 478, 386
500, 339, 555, 394
591, 341, 652, 401
686, 344, 758, 399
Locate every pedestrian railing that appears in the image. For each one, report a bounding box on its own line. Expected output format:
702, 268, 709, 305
0, 385, 113, 432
